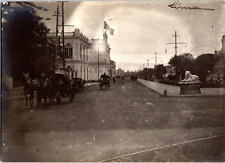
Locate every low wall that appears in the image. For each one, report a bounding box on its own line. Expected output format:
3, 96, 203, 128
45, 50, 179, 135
2, 74, 13, 90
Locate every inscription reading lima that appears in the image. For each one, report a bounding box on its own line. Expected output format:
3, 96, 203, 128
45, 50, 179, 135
168, 1, 214, 11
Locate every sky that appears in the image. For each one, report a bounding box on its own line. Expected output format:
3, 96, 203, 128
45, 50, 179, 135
35, 1, 225, 71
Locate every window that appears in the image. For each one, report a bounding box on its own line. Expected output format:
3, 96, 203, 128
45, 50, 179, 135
80, 66, 82, 78
87, 49, 88, 61
83, 47, 85, 60
65, 43, 73, 59
80, 44, 82, 59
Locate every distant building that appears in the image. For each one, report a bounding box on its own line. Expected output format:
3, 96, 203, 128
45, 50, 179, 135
116, 68, 125, 76
110, 60, 116, 77
207, 35, 225, 86
88, 32, 111, 80
48, 29, 114, 81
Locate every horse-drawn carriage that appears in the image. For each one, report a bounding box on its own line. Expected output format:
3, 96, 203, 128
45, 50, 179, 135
23, 70, 76, 108
50, 70, 76, 103
71, 78, 85, 91
99, 74, 110, 90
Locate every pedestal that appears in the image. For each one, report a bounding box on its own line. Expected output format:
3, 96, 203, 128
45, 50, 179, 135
178, 81, 201, 95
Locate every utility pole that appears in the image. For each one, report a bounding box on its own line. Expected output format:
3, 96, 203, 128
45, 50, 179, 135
56, 4, 59, 69
155, 51, 157, 66
166, 31, 187, 55
98, 44, 99, 81
53, 2, 72, 70
110, 60, 112, 78
62, 1, 65, 70
147, 59, 149, 68
53, 4, 60, 70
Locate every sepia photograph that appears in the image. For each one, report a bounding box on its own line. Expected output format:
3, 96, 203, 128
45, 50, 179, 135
1, 0, 225, 162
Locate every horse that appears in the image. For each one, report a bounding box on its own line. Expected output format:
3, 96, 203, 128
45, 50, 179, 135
23, 72, 37, 109
38, 73, 54, 107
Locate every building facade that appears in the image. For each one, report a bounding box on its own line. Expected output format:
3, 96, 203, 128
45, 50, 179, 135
207, 35, 225, 86
64, 28, 90, 80
49, 29, 114, 81
110, 60, 116, 77
88, 32, 111, 80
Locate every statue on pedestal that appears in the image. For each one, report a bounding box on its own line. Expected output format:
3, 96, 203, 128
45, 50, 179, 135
182, 71, 200, 82
179, 71, 201, 95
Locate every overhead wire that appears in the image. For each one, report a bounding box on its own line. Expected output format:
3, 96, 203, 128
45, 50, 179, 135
106, 1, 138, 20
109, 2, 151, 20
107, 1, 221, 21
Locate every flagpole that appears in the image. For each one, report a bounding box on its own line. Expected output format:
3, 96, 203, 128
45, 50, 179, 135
102, 7, 104, 39
100, 6, 103, 79
98, 44, 99, 81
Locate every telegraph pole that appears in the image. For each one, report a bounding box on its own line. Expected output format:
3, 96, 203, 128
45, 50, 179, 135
147, 59, 149, 68
174, 31, 178, 55
53, 4, 60, 70
53, 2, 71, 70
55, 4, 59, 69
62, 1, 65, 69
110, 60, 112, 78
166, 31, 187, 55
98, 46, 99, 81
155, 51, 157, 66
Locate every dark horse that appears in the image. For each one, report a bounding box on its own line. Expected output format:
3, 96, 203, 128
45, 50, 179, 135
23, 72, 40, 109
38, 73, 54, 107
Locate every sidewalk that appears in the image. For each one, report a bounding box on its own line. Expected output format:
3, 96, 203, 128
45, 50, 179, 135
137, 79, 225, 97
2, 82, 99, 102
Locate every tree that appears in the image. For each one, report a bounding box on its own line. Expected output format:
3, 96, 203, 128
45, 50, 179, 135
2, 2, 54, 82
193, 53, 217, 83
154, 64, 167, 79
168, 53, 195, 81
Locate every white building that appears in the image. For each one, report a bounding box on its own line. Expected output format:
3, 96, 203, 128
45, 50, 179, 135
64, 28, 90, 80
207, 35, 225, 86
88, 32, 111, 80
50, 28, 112, 81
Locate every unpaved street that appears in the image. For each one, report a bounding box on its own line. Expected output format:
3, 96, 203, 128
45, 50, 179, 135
2, 79, 225, 161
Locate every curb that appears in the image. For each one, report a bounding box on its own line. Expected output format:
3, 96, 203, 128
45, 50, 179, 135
137, 79, 225, 97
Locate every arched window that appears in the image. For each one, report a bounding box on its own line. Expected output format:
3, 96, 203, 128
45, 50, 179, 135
65, 43, 73, 59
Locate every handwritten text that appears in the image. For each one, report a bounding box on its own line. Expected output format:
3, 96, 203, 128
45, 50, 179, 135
168, 1, 214, 11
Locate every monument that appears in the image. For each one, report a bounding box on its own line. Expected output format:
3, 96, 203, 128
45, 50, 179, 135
178, 71, 201, 95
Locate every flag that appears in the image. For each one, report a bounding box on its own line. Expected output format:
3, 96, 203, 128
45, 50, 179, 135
104, 21, 114, 35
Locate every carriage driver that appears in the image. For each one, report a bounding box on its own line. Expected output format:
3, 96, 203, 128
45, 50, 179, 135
100, 73, 108, 81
